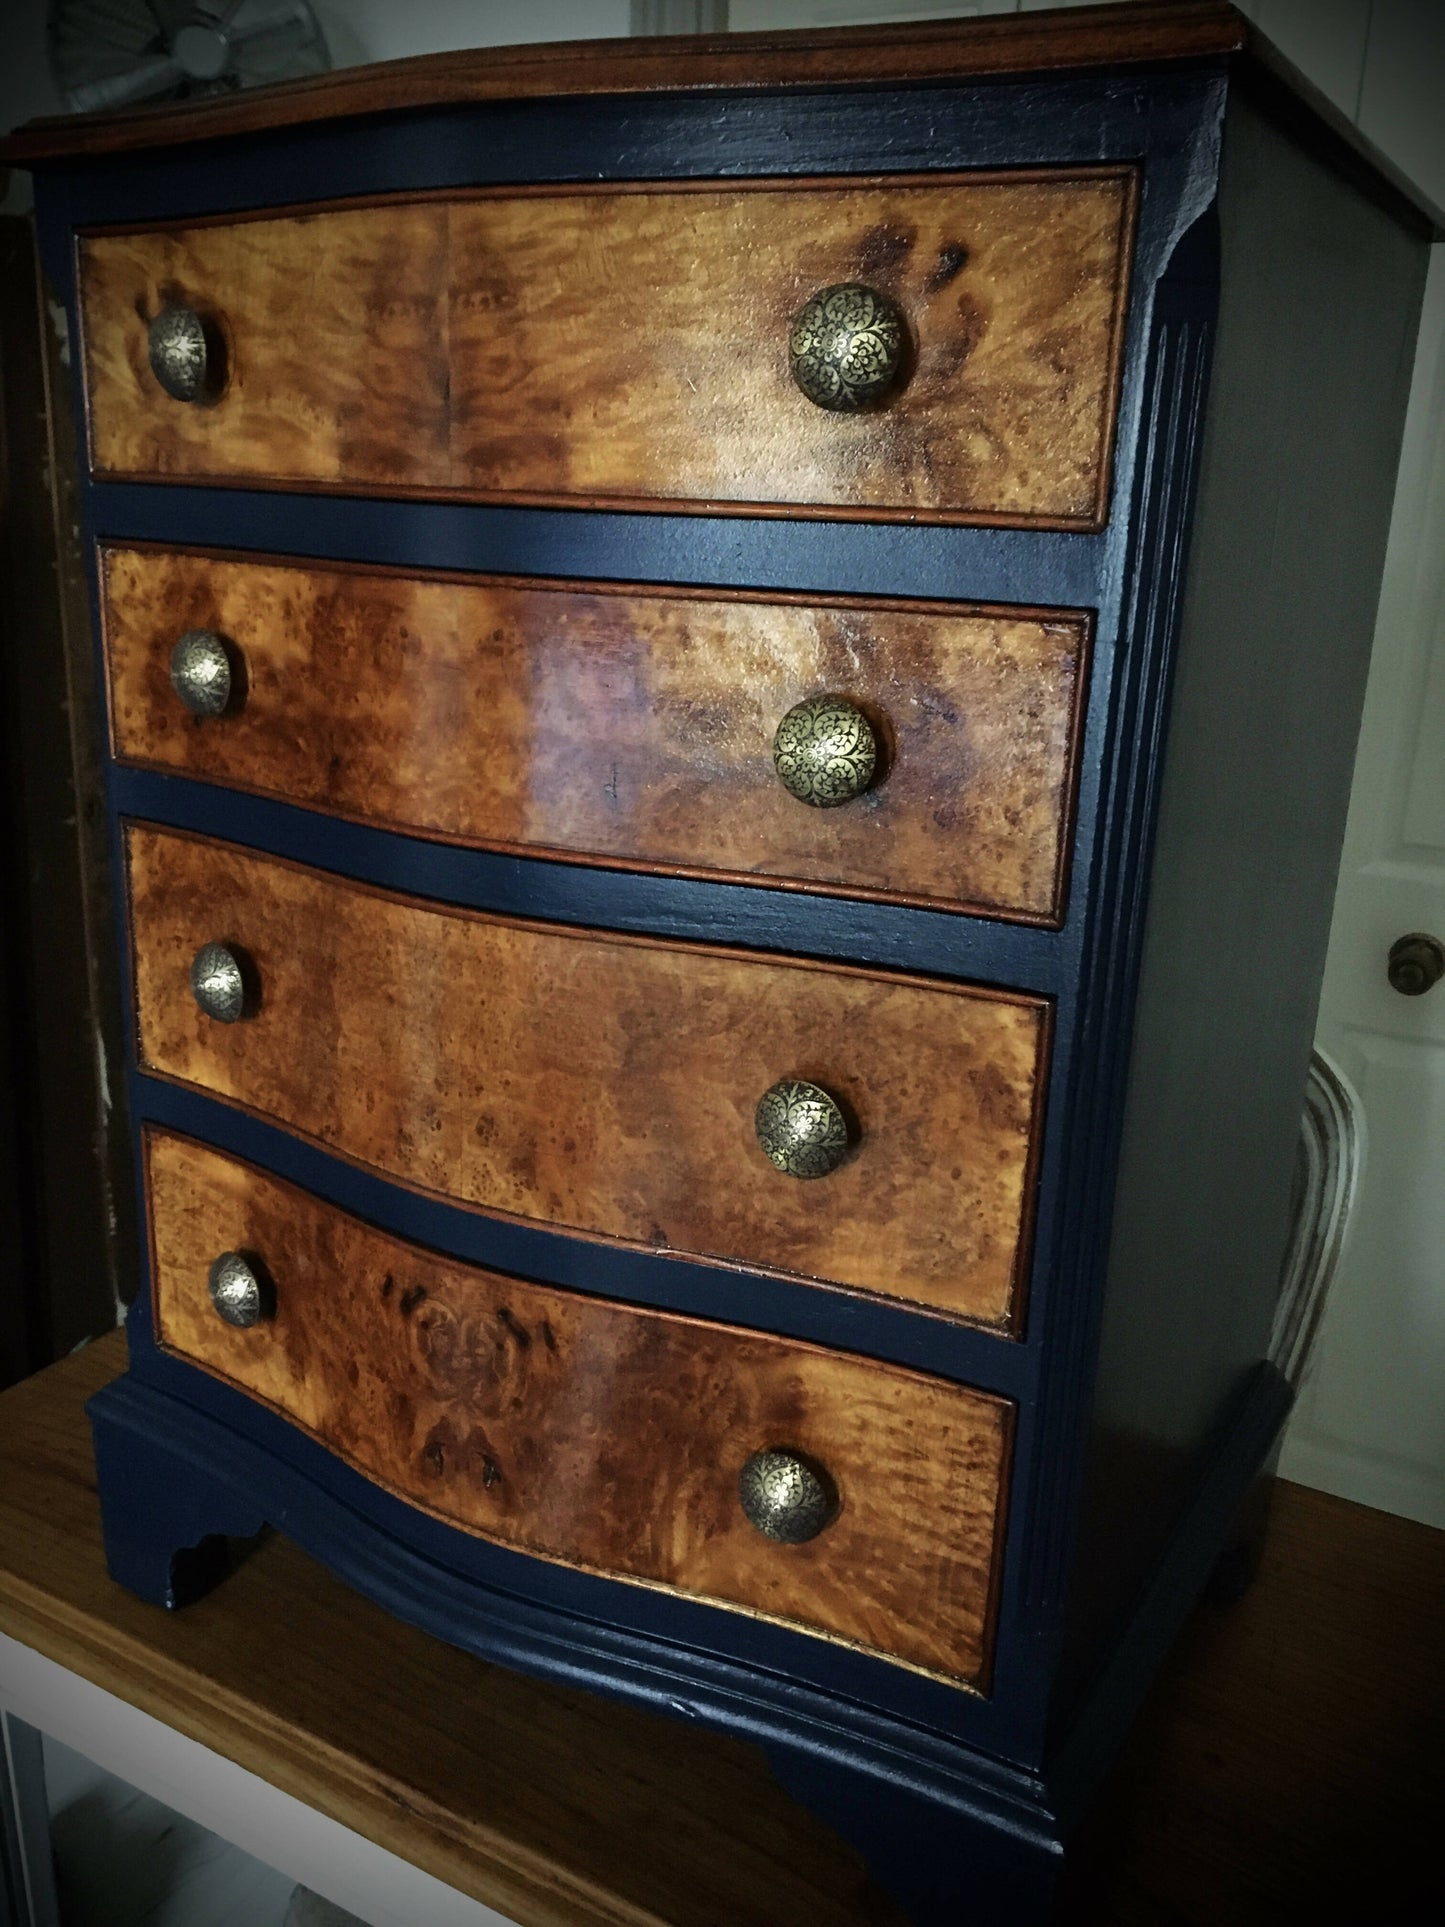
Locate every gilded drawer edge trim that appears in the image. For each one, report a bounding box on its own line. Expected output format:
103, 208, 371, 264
101, 538, 1096, 929
77, 163, 1139, 534
143, 1121, 1017, 1694
123, 820, 1053, 1337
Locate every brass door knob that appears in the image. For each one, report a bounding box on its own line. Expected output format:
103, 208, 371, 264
207, 1251, 271, 1329
773, 695, 878, 807
789, 283, 905, 411
755, 1079, 850, 1179
1387, 933, 1445, 996
170, 629, 238, 718
147, 304, 217, 403
190, 941, 247, 1023
739, 1448, 838, 1544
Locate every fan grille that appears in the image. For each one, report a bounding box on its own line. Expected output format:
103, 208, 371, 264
50, 0, 330, 116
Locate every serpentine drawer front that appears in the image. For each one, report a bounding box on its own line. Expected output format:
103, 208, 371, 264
127, 823, 1049, 1327
147, 1129, 1013, 1686
104, 544, 1089, 923
78, 171, 1136, 525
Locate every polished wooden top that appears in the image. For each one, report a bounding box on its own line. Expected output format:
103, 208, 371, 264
1, 1337, 1442, 1922
5, 5, 1440, 242
0, 5, 1249, 162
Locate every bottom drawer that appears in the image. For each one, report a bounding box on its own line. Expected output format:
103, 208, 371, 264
146, 1128, 1013, 1687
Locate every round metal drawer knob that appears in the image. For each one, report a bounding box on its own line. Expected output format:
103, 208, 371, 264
207, 1251, 270, 1329
755, 1079, 850, 1179
773, 695, 878, 808
1387, 932, 1445, 997
190, 941, 247, 1024
147, 304, 215, 403
170, 629, 237, 718
789, 282, 906, 411
739, 1448, 838, 1545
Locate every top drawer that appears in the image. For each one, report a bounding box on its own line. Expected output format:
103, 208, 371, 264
78, 170, 1136, 527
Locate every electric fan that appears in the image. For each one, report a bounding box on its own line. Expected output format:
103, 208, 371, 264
50, 0, 331, 117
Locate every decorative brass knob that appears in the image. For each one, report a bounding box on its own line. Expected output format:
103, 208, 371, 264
1387, 933, 1445, 997
739, 1448, 838, 1545
207, 1251, 271, 1329
190, 941, 247, 1024
789, 283, 905, 411
755, 1079, 850, 1179
170, 629, 237, 718
773, 695, 878, 808
147, 304, 216, 403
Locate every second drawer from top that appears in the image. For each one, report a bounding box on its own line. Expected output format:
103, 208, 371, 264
104, 544, 1089, 925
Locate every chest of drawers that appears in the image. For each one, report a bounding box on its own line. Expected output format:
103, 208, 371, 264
5, 5, 1436, 1920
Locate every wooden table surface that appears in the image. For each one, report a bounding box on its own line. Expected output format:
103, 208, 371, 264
1, 1333, 1441, 1926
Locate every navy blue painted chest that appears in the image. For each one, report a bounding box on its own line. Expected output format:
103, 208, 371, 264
4, 5, 1434, 1918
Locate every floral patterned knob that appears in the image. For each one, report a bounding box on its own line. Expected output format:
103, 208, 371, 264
207, 1251, 271, 1329
772, 695, 878, 808
739, 1448, 838, 1544
170, 629, 237, 718
190, 941, 247, 1024
788, 283, 906, 410
754, 1079, 850, 1179
147, 305, 216, 403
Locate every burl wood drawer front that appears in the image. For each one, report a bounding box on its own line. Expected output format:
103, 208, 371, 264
147, 1130, 1012, 1684
128, 826, 1048, 1328
105, 545, 1089, 924
80, 170, 1135, 526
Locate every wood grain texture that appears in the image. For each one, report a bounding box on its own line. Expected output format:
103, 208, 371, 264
126, 826, 1047, 1327
79, 173, 1136, 528
146, 1129, 1011, 1684
103, 544, 1088, 922
0, 7, 1252, 163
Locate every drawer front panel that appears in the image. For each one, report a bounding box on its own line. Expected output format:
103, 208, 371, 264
128, 826, 1048, 1327
80, 171, 1135, 526
105, 545, 1089, 923
147, 1129, 1013, 1684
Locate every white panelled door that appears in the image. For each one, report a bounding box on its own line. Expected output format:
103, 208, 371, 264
1279, 248, 1445, 1528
